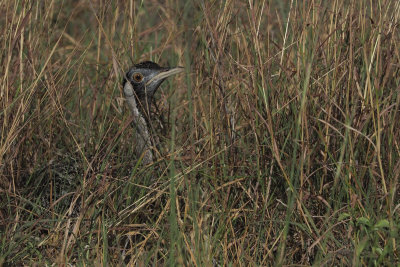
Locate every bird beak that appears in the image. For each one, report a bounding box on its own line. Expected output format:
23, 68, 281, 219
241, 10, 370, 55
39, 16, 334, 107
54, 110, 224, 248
146, 67, 184, 86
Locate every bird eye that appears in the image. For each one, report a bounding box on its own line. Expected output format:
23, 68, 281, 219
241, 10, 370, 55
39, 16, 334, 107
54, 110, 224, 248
132, 73, 143, 82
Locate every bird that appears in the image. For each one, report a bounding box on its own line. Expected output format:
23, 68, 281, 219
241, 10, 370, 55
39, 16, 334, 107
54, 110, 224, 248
122, 61, 184, 165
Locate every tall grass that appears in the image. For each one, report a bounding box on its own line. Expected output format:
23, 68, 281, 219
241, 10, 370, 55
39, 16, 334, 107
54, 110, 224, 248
1, 0, 399, 265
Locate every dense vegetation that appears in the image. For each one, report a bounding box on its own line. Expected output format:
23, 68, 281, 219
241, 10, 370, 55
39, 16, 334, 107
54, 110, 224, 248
1, 0, 399, 265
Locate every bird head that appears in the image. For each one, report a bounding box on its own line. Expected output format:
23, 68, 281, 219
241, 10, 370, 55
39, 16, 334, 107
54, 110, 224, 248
123, 61, 183, 105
